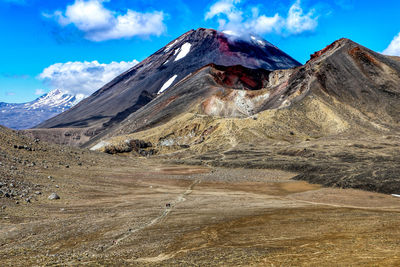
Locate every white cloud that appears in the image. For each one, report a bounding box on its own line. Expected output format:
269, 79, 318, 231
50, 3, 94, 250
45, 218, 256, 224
35, 89, 46, 95
44, 0, 166, 41
383, 33, 400, 56
286, 0, 318, 34
88, 10, 165, 42
205, 0, 242, 22
244, 13, 283, 35
205, 0, 318, 36
38, 60, 138, 96
58, 0, 114, 32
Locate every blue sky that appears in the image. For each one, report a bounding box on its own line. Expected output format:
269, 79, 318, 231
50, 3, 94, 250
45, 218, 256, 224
1, 0, 400, 103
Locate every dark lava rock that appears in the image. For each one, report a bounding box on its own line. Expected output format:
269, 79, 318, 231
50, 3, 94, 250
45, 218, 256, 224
105, 139, 155, 156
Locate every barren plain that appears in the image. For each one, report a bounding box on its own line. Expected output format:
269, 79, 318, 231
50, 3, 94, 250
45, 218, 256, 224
2, 149, 400, 266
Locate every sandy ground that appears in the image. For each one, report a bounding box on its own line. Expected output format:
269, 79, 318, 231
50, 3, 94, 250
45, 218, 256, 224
2, 158, 400, 266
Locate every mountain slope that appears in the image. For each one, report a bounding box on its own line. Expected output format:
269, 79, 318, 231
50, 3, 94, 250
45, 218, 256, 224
94, 38, 400, 194
0, 90, 83, 130
36, 28, 300, 136
100, 38, 400, 151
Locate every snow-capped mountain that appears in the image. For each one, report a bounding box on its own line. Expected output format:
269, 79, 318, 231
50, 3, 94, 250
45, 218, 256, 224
37, 28, 300, 136
24, 89, 83, 110
0, 89, 84, 130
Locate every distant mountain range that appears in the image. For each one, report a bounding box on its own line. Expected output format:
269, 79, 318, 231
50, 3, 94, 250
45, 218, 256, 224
0, 89, 84, 130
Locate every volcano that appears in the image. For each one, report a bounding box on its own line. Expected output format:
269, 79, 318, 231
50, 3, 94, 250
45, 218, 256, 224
32, 30, 400, 157
90, 37, 400, 149
87, 37, 400, 194
33, 28, 300, 145
86, 38, 400, 146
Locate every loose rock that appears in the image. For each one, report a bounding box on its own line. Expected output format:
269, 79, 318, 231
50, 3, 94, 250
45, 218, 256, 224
48, 193, 60, 200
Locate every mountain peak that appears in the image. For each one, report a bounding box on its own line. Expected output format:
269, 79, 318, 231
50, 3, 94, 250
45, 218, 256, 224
48, 89, 63, 95
36, 27, 301, 142
307, 38, 363, 63
0, 89, 83, 130
29, 90, 75, 109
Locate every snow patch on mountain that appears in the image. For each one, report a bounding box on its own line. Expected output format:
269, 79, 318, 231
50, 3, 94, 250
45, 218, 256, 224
158, 75, 178, 94
257, 40, 266, 46
90, 141, 110, 151
250, 35, 266, 47
164, 40, 179, 52
175, 43, 192, 61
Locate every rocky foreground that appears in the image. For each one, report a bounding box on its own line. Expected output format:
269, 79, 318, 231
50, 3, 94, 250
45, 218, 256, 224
2, 126, 400, 266
0, 125, 107, 205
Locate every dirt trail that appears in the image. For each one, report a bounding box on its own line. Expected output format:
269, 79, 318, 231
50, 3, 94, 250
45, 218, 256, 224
105, 179, 200, 251
287, 197, 400, 212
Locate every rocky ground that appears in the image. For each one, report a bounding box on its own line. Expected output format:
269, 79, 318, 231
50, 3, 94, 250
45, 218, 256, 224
170, 133, 400, 194
0, 126, 108, 206
2, 126, 400, 266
